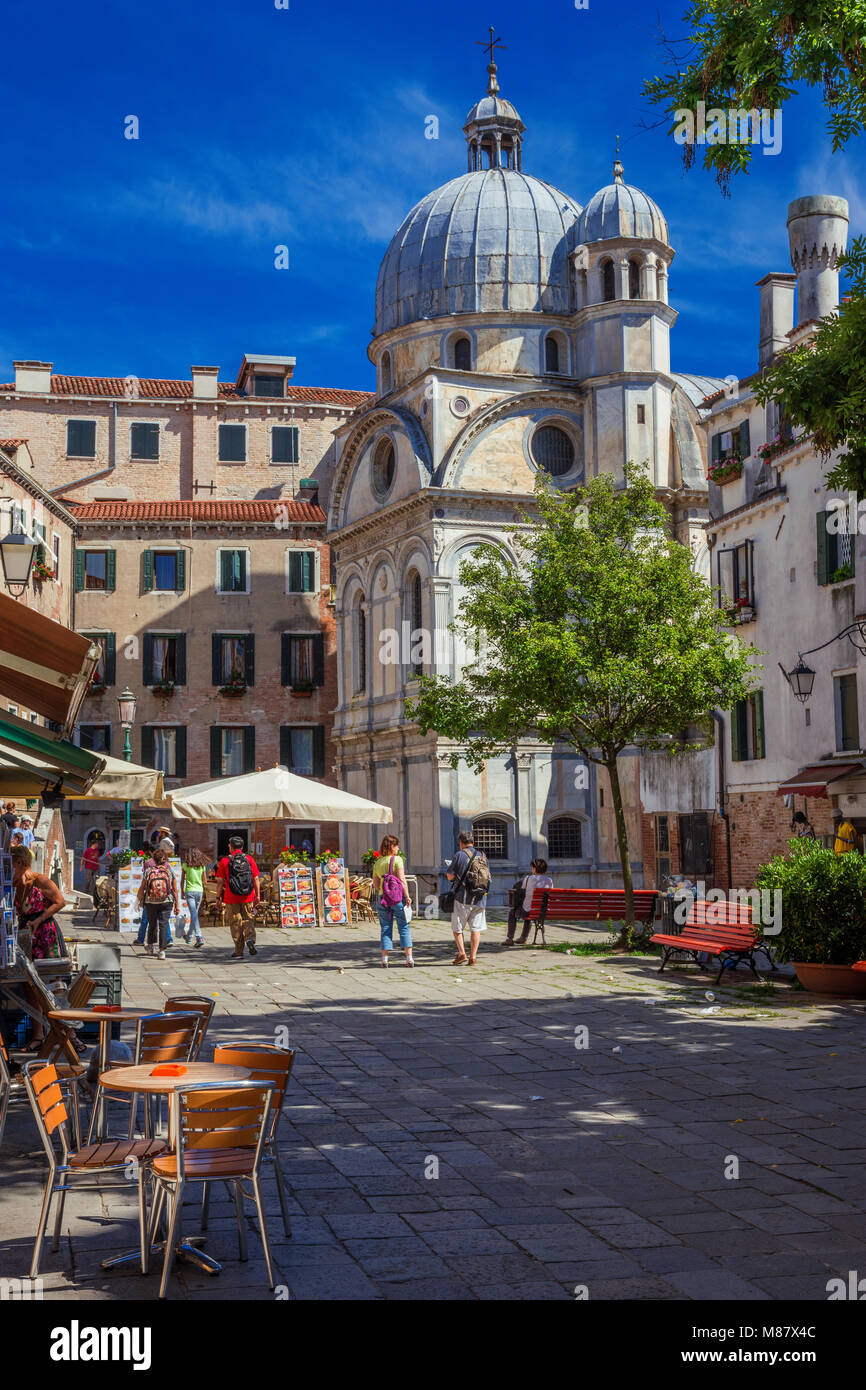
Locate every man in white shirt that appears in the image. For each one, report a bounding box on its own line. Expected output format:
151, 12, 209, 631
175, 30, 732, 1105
18, 817, 35, 849
506, 858, 554, 946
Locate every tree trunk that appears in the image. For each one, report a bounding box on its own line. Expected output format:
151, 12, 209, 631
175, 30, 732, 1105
605, 754, 635, 947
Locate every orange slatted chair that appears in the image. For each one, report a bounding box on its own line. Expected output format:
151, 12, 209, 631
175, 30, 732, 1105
208, 1043, 295, 1235
164, 996, 215, 1061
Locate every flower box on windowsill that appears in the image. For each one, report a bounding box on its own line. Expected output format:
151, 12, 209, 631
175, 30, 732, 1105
152, 680, 176, 699
33, 564, 56, 584
218, 682, 247, 697
709, 458, 743, 485
87, 682, 106, 698
291, 684, 315, 698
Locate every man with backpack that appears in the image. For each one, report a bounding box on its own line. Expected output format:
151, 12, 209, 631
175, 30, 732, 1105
135, 844, 180, 960
216, 835, 261, 958
446, 830, 491, 965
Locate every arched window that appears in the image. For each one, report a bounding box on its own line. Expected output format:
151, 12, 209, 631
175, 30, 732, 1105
472, 817, 508, 860
371, 436, 395, 497
628, 258, 641, 300
601, 259, 616, 302
544, 336, 560, 374
547, 816, 583, 859
408, 571, 423, 676
453, 337, 472, 371
381, 351, 392, 394
354, 599, 367, 694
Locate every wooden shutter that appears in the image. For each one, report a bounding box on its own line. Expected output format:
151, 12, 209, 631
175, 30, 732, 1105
175, 634, 187, 687
219, 551, 231, 592
711, 434, 722, 465
243, 725, 255, 773
312, 633, 325, 686
244, 635, 255, 687
288, 552, 300, 592
74, 550, 85, 591
312, 725, 325, 777
738, 419, 750, 457
816, 510, 830, 586
212, 634, 221, 685
280, 634, 290, 685
302, 551, 313, 592
279, 726, 292, 768
105, 550, 116, 592
105, 633, 116, 686
142, 633, 154, 687
175, 550, 186, 592
142, 550, 154, 593
141, 726, 155, 768
210, 727, 221, 778
175, 725, 187, 778
289, 427, 299, 463
753, 691, 765, 759
730, 704, 743, 763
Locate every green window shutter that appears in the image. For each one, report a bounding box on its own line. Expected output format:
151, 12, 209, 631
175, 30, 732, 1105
142, 550, 154, 593
289, 427, 299, 463
288, 552, 301, 592
175, 634, 187, 687
141, 726, 155, 768
175, 550, 186, 592
74, 550, 85, 591
220, 551, 231, 592
711, 433, 722, 465
142, 634, 154, 687
312, 725, 325, 777
210, 727, 221, 778
312, 633, 325, 686
279, 726, 292, 768
730, 704, 743, 763
234, 551, 245, 592
175, 726, 187, 778
816, 509, 830, 586
105, 633, 116, 686
243, 725, 255, 773
738, 419, 750, 457
244, 635, 255, 687
280, 634, 290, 685
212, 634, 221, 686
753, 691, 765, 760
302, 551, 313, 592
105, 550, 116, 592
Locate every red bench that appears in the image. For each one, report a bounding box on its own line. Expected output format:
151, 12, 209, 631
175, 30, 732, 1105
650, 900, 776, 985
522, 887, 658, 945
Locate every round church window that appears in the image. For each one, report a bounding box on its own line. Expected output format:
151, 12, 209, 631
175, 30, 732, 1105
531, 424, 575, 477
371, 436, 396, 497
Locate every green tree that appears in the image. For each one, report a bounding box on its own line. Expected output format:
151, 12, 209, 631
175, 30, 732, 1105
406, 468, 757, 939
753, 239, 866, 492
643, 0, 866, 190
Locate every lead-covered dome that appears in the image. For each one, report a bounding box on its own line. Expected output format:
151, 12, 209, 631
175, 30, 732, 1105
375, 171, 582, 336
578, 158, 668, 245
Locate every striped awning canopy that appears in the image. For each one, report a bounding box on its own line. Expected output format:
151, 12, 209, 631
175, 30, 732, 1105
0, 591, 100, 734
776, 762, 866, 798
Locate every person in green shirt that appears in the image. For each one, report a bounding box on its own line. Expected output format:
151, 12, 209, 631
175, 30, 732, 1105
181, 847, 208, 946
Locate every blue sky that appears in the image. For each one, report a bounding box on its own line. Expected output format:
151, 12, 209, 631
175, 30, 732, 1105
1, 0, 863, 392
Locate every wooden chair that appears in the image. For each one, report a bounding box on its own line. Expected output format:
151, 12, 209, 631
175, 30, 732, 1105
202, 880, 225, 929
148, 1080, 276, 1298
92, 875, 116, 927
36, 967, 95, 1063
88, 1012, 200, 1142
164, 996, 215, 1061
23, 1061, 165, 1278
2, 1031, 87, 1150
209, 1043, 295, 1236
350, 876, 377, 924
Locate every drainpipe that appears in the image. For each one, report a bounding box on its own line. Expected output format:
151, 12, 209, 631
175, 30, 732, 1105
710, 709, 732, 889
48, 401, 118, 497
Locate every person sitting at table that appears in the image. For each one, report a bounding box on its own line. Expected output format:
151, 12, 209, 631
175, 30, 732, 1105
11, 846, 67, 1051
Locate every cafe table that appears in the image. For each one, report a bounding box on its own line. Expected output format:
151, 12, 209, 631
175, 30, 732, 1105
98, 1060, 250, 1275
48, 1006, 155, 1140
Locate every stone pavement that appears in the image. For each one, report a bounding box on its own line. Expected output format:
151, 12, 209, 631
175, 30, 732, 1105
2, 912, 866, 1302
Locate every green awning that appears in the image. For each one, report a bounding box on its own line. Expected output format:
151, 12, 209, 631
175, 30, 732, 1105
0, 713, 104, 795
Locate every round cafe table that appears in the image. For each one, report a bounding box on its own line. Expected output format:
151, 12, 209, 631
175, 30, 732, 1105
98, 1061, 250, 1276
48, 1007, 155, 1140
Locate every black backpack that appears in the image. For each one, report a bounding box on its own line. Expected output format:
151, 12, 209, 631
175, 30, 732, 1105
227, 853, 254, 897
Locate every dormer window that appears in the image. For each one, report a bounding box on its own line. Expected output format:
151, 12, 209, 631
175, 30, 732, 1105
253, 374, 285, 398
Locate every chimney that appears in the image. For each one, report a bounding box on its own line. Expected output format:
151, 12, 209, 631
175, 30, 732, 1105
755, 273, 796, 366
787, 195, 849, 326
13, 361, 52, 394
191, 365, 220, 400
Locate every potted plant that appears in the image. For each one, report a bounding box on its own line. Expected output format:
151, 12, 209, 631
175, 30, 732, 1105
152, 676, 176, 699
708, 453, 743, 485
88, 675, 106, 697
291, 679, 315, 698
830, 564, 853, 584
218, 667, 247, 697
33, 557, 56, 584
756, 839, 866, 995
362, 849, 381, 872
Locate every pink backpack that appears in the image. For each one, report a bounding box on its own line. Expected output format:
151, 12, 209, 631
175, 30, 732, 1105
379, 856, 404, 908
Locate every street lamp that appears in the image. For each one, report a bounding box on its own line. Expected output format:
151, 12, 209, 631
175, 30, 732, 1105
116, 686, 137, 835
787, 657, 816, 704
0, 526, 37, 596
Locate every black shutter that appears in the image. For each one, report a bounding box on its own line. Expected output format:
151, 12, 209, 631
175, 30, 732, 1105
141, 726, 155, 768
244, 635, 255, 687
816, 510, 830, 586
175, 726, 187, 778
105, 633, 116, 687
219, 551, 231, 592
312, 725, 325, 777
210, 727, 221, 778
281, 634, 290, 686
243, 725, 255, 773
312, 633, 325, 686
280, 726, 292, 768
212, 634, 221, 685
142, 633, 154, 687
175, 634, 187, 687
739, 419, 751, 457
288, 552, 301, 592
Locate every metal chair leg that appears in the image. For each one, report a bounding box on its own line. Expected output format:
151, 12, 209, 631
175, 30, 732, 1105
148, 1181, 166, 1247
271, 1148, 292, 1237
51, 1181, 68, 1252
158, 1183, 183, 1300
251, 1172, 275, 1289
138, 1165, 149, 1275
234, 1182, 248, 1261
30, 1175, 55, 1278
201, 1181, 211, 1231
0, 1084, 9, 1149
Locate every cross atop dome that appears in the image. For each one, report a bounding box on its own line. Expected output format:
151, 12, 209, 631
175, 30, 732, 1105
476, 25, 506, 95
464, 29, 525, 173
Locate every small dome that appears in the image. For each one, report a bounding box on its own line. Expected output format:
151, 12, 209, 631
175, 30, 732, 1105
579, 158, 668, 245
464, 93, 523, 128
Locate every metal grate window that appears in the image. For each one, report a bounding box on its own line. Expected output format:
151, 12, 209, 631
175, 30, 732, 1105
531, 425, 575, 477
547, 816, 582, 859
472, 817, 508, 860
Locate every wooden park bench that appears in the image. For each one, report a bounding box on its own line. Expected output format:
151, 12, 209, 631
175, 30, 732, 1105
522, 887, 658, 945
650, 899, 777, 985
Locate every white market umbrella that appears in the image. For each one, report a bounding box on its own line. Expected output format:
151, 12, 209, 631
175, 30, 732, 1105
165, 765, 392, 824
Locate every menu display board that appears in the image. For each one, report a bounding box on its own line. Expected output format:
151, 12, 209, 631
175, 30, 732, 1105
117, 856, 188, 935
276, 864, 317, 928
315, 856, 351, 925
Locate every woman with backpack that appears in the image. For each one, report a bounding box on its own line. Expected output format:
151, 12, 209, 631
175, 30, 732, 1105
136, 845, 180, 960
372, 833, 414, 967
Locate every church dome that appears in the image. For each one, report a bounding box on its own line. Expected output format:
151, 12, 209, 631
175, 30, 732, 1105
578, 157, 668, 245
464, 93, 522, 127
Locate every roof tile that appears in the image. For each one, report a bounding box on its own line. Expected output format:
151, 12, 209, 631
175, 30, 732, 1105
0, 376, 371, 407
66, 500, 326, 523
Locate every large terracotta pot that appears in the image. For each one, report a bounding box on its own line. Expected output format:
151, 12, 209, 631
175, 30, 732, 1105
792, 962, 866, 996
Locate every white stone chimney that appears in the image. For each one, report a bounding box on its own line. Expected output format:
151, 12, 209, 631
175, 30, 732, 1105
755, 273, 796, 366
787, 196, 849, 326
191, 366, 220, 400
13, 361, 52, 393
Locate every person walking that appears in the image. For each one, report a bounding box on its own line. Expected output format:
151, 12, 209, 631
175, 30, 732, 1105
181, 847, 207, 947
791, 810, 816, 840
135, 838, 176, 946
18, 816, 34, 849
506, 857, 554, 946
833, 810, 858, 855
80, 839, 102, 898
446, 830, 491, 965
372, 833, 413, 967
135, 845, 179, 960
216, 835, 261, 958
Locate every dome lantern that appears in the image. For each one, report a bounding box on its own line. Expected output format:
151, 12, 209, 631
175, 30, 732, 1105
463, 28, 525, 172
